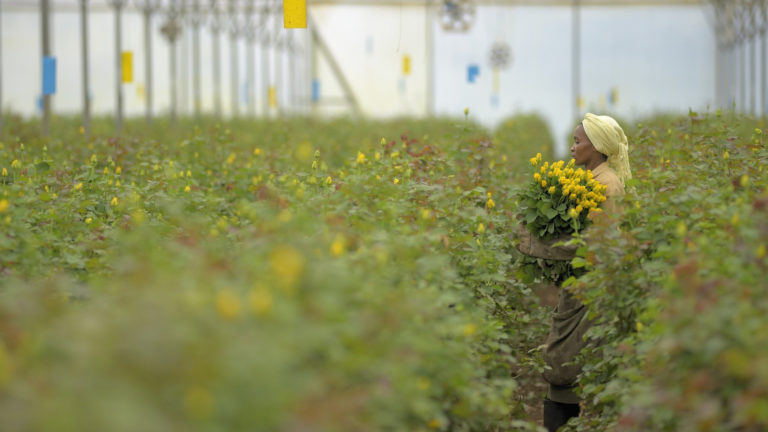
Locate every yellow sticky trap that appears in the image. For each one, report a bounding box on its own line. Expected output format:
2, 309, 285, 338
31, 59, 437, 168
268, 86, 277, 108
283, 0, 307, 28
122, 51, 133, 83
403, 55, 411, 75
492, 68, 499, 93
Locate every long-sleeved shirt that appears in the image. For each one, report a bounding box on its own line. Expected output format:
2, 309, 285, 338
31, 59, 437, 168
542, 162, 625, 404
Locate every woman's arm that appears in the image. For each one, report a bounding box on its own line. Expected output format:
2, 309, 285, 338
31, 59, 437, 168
515, 223, 577, 261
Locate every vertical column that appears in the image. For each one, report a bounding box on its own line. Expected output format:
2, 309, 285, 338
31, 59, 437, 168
425, 0, 434, 116
229, 0, 239, 118
81, 0, 91, 140
192, 0, 201, 118
211, 0, 221, 117
262, 1, 271, 116
41, 0, 52, 136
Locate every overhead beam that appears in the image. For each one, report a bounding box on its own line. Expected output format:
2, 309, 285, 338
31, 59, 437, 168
1, 0, 703, 12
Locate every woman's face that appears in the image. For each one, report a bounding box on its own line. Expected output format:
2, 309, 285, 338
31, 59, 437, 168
571, 124, 599, 166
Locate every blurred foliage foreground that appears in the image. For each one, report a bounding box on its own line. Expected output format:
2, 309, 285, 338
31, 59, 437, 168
0, 114, 552, 432
1, 111, 767, 432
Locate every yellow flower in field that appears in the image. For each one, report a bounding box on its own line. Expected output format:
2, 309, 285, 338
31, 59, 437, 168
226, 153, 236, 164
477, 223, 485, 233
540, 166, 546, 174
548, 186, 556, 195
85, 217, 92, 224
10, 160, 19, 169
463, 323, 478, 336
253, 148, 261, 155
536, 152, 542, 162
74, 182, 82, 190
216, 290, 242, 320
486, 198, 495, 209
116, 166, 122, 174
723, 150, 730, 160
756, 128, 762, 135
356, 151, 366, 164
184, 185, 191, 193
464, 107, 469, 116
325, 176, 333, 185
249, 286, 273, 316
428, 419, 442, 429
421, 209, 431, 220
570, 193, 577, 200
393, 178, 400, 185
575, 205, 583, 213
740, 175, 750, 188
269, 246, 305, 292
375, 151, 381, 161
391, 151, 400, 158
1, 168, 6, 177
184, 386, 213, 419
534, 173, 541, 182
541, 180, 547, 188
110, 196, 118, 206
676, 221, 687, 237
569, 208, 578, 219
187, 170, 192, 177
330, 234, 346, 256
381, 137, 387, 146
0, 199, 8, 213
115, 180, 121, 187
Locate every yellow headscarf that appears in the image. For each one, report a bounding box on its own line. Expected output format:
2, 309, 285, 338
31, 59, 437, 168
582, 113, 632, 185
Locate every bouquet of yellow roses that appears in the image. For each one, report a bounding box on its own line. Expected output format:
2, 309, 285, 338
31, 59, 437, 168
515, 153, 608, 282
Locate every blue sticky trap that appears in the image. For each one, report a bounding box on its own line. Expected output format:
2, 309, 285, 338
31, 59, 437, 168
42, 56, 56, 95
467, 64, 479, 83
312, 79, 320, 102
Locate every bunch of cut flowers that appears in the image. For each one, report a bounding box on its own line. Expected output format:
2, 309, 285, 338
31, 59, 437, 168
515, 153, 608, 283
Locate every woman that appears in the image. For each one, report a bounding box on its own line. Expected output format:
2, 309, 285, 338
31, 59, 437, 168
517, 113, 631, 432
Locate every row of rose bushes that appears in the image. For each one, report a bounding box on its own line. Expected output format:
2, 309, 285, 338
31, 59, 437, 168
0, 113, 554, 431
563, 110, 768, 431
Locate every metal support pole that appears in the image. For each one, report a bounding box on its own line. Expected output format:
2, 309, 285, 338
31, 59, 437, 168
112, 0, 125, 133
229, 0, 239, 117
245, 1, 256, 117
170, 42, 177, 122
572, 0, 580, 121
192, 0, 201, 117
80, 0, 90, 140
211, 1, 221, 117
425, 0, 434, 116
143, 7, 153, 123
261, 3, 271, 116
41, 0, 52, 136
275, 2, 282, 115
751, 34, 756, 115
181, 0, 188, 115
289, 38, 296, 113
763, 31, 766, 116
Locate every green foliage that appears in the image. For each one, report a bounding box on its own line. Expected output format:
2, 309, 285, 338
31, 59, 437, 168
563, 110, 768, 431
0, 113, 552, 431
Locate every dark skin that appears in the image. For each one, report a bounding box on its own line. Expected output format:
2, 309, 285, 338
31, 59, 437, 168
571, 123, 607, 171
